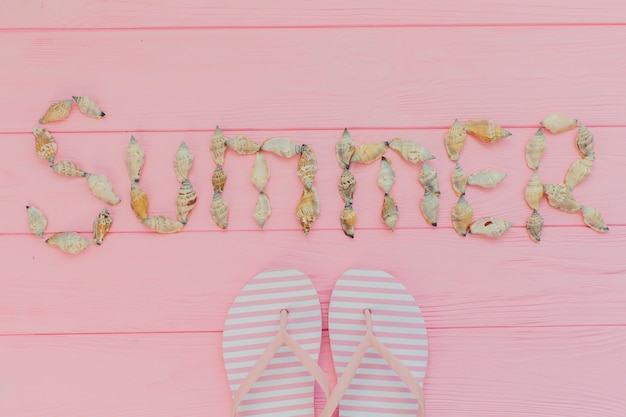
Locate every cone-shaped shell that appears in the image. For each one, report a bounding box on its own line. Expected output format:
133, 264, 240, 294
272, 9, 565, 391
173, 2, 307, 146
469, 217, 513, 237
46, 232, 92, 254
38, 99, 72, 124
581, 206, 609, 233
388, 138, 434, 163
226, 135, 260, 155
130, 182, 149, 222
452, 196, 473, 237
444, 119, 467, 161
419, 189, 439, 227
26, 205, 47, 238
377, 157, 395, 194
261, 137, 301, 159
338, 169, 356, 204
210, 192, 229, 230
126, 136, 145, 182
464, 120, 511, 143
173, 141, 194, 182
175, 179, 197, 225
211, 164, 227, 194
253, 192, 272, 229
86, 173, 121, 205
525, 128, 546, 170
381, 193, 398, 231
540, 114, 577, 134
526, 209, 544, 242
72, 96, 105, 118
564, 155, 593, 190
451, 163, 468, 197
543, 183, 581, 213
210, 126, 228, 166
418, 163, 441, 196
467, 169, 507, 188
336, 128, 356, 169
33, 127, 57, 163
525, 171, 544, 210
251, 152, 271, 192
296, 144, 317, 189
142, 216, 184, 234
339, 202, 357, 238
296, 186, 320, 235
50, 161, 86, 178
350, 142, 388, 165
92, 208, 112, 245
575, 124, 594, 158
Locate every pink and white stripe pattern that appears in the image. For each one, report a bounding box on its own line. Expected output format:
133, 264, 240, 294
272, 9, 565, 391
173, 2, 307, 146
223, 269, 322, 417
328, 269, 428, 417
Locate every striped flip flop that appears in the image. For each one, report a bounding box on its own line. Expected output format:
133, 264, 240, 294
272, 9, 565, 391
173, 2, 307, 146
223, 269, 329, 417
321, 269, 428, 417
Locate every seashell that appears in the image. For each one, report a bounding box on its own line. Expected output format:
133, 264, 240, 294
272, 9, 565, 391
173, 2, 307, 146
525, 171, 544, 210
335, 128, 356, 169
92, 207, 112, 245
451, 163, 468, 197
211, 164, 227, 194
72, 96, 105, 118
26, 205, 47, 238
575, 123, 594, 158
464, 120, 511, 143
564, 155, 593, 190
210, 126, 228, 166
419, 189, 439, 227
526, 209, 544, 242
350, 142, 389, 165
469, 217, 513, 237
296, 144, 317, 189
253, 192, 272, 229
377, 156, 395, 194
543, 183, 581, 213
418, 163, 441, 196
338, 169, 356, 204
38, 99, 72, 124
226, 135, 260, 155
126, 136, 145, 182
296, 186, 320, 235
540, 113, 577, 134
339, 202, 357, 238
467, 169, 507, 188
251, 152, 271, 192
130, 182, 149, 222
142, 216, 184, 234
388, 138, 434, 164
46, 232, 92, 254
261, 137, 301, 159
175, 179, 197, 225
451, 195, 473, 237
581, 205, 609, 233
381, 193, 399, 231
210, 192, 229, 230
86, 173, 121, 205
444, 119, 467, 161
525, 128, 546, 170
173, 141, 194, 182
50, 161, 86, 178
33, 127, 57, 163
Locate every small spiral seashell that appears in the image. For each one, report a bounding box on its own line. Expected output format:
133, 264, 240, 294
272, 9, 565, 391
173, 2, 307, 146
130, 182, 149, 222
388, 138, 434, 164
377, 156, 395, 194
46, 232, 92, 254
581, 205, 609, 233
86, 173, 121, 205
526, 209, 544, 242
451, 195, 473, 237
296, 144, 317, 189
251, 152, 271, 192
92, 208, 112, 245
210, 126, 228, 166
211, 164, 227, 194
450, 163, 467, 197
253, 192, 272, 229
226, 135, 260, 155
33, 127, 57, 163
175, 179, 197, 225
540, 114, 577, 134
126, 136, 145, 182
72, 96, 105, 118
467, 169, 507, 189
564, 155, 593, 190
142, 216, 184, 234
444, 119, 467, 161
543, 183, 581, 213
469, 217, 513, 237
50, 161, 86, 178
575, 123, 594, 158
381, 193, 399, 232
419, 188, 439, 227
350, 142, 389, 165
525, 171, 544, 210
26, 205, 47, 238
296, 186, 320, 235
418, 163, 440, 196
336, 128, 356, 169
339, 201, 357, 238
173, 141, 194, 183
210, 192, 229, 230
464, 120, 511, 143
261, 137, 301, 159
525, 128, 546, 170
38, 99, 72, 124
338, 169, 356, 204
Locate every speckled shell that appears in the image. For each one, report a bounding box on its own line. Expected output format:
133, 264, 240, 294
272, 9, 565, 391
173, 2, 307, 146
296, 144, 317, 189
388, 138, 434, 164
418, 163, 440, 196
126, 136, 145, 182
226, 135, 260, 155
444, 119, 467, 161
38, 99, 72, 124
581, 205, 609, 233
469, 217, 513, 237
33, 127, 57, 163
467, 169, 507, 188
564, 155, 593, 190
338, 169, 356, 204
142, 216, 184, 234
451, 163, 468, 197
543, 183, 581, 213
210, 126, 228, 166
261, 137, 301, 159
46, 232, 92, 254
451, 196, 473, 237
377, 157, 395, 194
92, 208, 112, 245
296, 186, 320, 235
339, 202, 357, 238
253, 192, 272, 229
464, 120, 511, 143
175, 179, 197, 225
381, 194, 399, 231
72, 96, 105, 118
525, 128, 546, 170
526, 209, 544, 242
130, 182, 149, 222
173, 141, 194, 182
86, 173, 121, 205
419, 189, 439, 227
50, 161, 86, 177
575, 123, 594, 158
210, 192, 229, 230
251, 152, 271, 192
211, 164, 227, 194
350, 142, 389, 165
26, 205, 47, 238
540, 114, 577, 134
525, 171, 544, 210
336, 128, 356, 169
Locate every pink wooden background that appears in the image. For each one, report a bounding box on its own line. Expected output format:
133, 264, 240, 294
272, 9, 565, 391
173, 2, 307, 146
2, 1, 626, 416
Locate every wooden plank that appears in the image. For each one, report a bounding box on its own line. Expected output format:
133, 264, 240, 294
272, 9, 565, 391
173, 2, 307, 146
1, 328, 625, 416
1, 27, 626, 132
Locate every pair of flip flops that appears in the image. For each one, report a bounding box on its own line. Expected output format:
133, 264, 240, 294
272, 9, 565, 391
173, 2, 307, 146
223, 269, 428, 417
